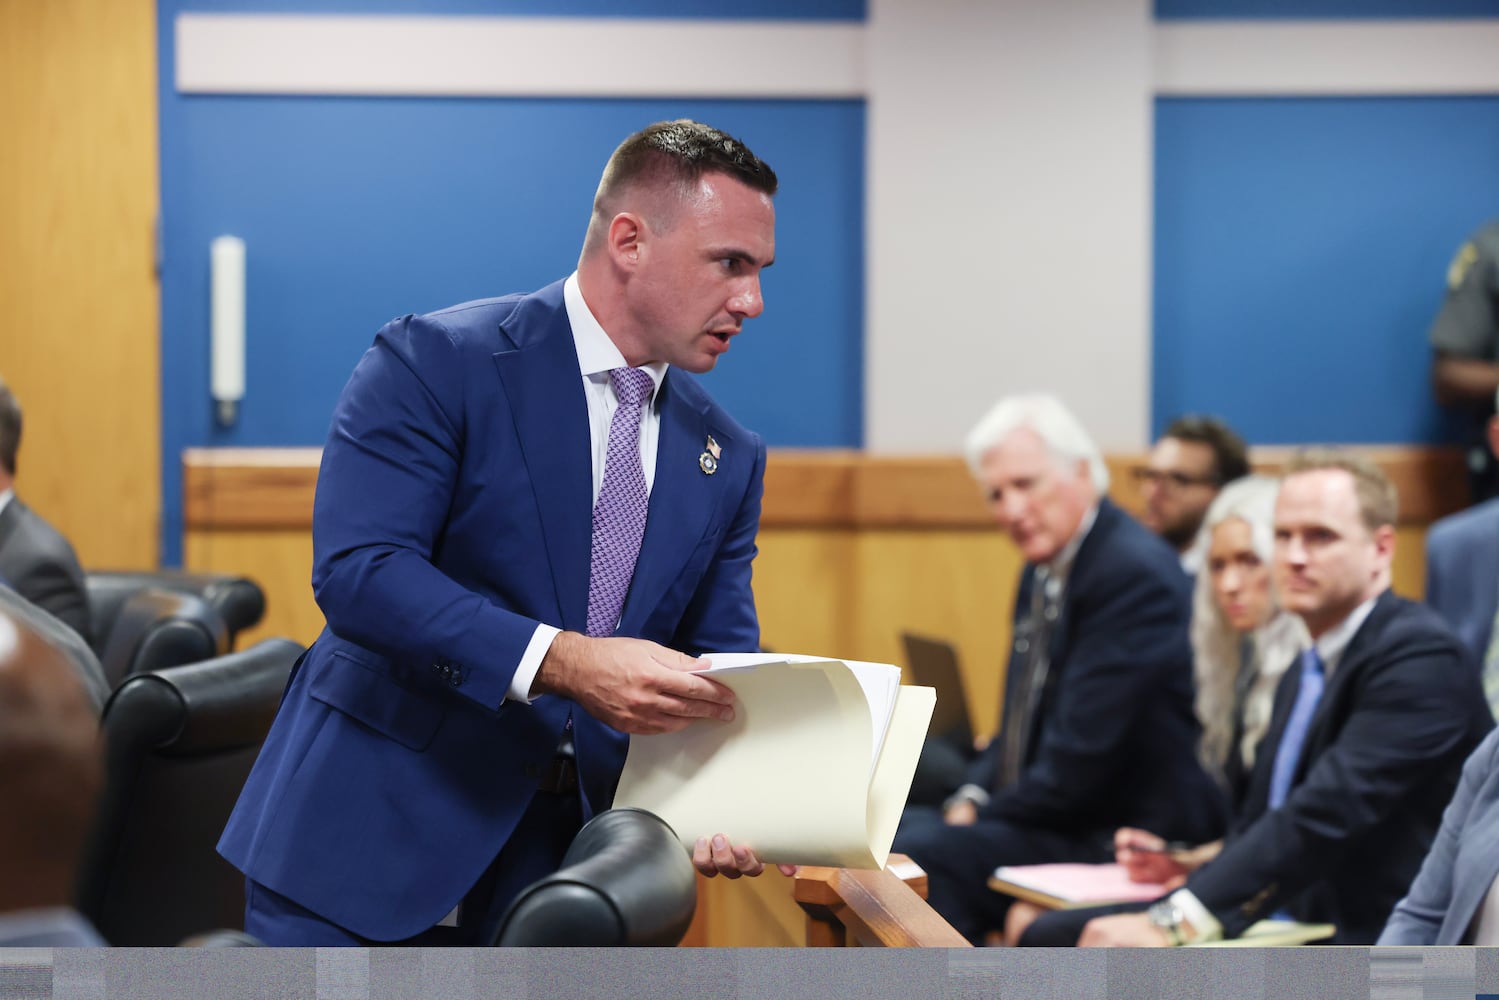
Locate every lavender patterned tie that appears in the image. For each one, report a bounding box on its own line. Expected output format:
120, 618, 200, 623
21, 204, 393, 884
585, 367, 655, 638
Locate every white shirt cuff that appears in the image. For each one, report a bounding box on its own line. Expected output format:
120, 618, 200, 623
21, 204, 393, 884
1170, 888, 1224, 943
506, 624, 561, 704
947, 784, 991, 810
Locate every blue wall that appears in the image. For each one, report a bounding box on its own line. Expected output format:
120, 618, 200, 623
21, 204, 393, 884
1152, 96, 1499, 444
157, 2, 866, 565
158, 1, 1499, 566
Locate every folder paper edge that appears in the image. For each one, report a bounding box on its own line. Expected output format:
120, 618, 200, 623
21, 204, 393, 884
612, 657, 935, 870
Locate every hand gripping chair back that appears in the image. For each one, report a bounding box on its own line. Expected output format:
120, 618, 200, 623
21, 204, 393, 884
491, 808, 697, 947
75, 637, 304, 946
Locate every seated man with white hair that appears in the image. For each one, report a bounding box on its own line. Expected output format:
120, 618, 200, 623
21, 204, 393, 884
892, 393, 1225, 945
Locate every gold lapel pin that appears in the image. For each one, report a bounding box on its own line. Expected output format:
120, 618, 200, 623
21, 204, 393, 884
699, 434, 721, 476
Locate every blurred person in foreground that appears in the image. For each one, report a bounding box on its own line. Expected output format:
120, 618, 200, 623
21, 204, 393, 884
0, 604, 105, 946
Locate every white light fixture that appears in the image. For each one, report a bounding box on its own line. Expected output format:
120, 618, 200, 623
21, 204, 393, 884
210, 235, 246, 426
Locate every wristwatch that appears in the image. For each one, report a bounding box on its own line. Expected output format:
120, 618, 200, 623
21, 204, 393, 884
1146, 898, 1188, 947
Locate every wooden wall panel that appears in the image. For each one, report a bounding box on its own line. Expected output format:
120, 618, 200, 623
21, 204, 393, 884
0, 0, 160, 569
183, 529, 323, 648
180, 446, 1443, 946
753, 529, 856, 659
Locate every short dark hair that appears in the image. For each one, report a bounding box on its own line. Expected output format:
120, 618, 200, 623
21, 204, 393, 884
595, 119, 778, 214
0, 378, 20, 477
1162, 414, 1249, 487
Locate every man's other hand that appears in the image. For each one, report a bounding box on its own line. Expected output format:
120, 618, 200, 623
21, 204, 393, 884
692, 834, 797, 879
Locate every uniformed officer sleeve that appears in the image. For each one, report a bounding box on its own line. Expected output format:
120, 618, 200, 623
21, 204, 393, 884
1430, 221, 1499, 360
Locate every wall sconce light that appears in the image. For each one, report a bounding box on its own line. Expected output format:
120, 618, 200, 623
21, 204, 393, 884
210, 235, 246, 427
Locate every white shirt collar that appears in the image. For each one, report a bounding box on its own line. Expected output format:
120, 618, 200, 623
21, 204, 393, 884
1310, 593, 1380, 677
563, 272, 667, 398
1036, 502, 1100, 598
0, 487, 12, 517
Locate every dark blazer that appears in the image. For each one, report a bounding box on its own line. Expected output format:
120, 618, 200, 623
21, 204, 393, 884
968, 498, 1226, 844
1424, 497, 1499, 665
1380, 728, 1499, 945
218, 279, 764, 941
0, 497, 91, 646
1185, 591, 1492, 943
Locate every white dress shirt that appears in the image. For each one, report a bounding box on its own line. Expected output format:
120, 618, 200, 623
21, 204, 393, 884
504, 272, 667, 704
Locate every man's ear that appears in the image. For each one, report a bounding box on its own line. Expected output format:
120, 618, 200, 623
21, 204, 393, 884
608, 212, 644, 269
1372, 522, 1396, 565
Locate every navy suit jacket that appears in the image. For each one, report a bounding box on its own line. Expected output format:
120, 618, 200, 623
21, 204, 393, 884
218, 280, 765, 940
1425, 497, 1499, 664
0, 497, 92, 646
1380, 727, 1499, 945
1185, 592, 1492, 943
967, 499, 1226, 844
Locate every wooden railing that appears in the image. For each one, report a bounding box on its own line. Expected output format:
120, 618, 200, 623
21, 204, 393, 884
792, 855, 970, 948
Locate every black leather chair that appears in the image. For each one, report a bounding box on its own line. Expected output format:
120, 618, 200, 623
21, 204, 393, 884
90, 587, 228, 690
490, 808, 697, 947
87, 569, 265, 650
75, 637, 305, 946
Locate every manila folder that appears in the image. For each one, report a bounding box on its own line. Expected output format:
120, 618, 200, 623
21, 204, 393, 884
612, 657, 935, 870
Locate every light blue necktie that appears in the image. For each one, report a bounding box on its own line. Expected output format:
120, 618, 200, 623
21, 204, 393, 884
1267, 647, 1326, 811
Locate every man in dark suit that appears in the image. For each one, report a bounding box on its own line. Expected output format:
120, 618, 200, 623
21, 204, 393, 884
892, 393, 1225, 945
1027, 450, 1492, 946
219, 120, 788, 946
1424, 388, 1499, 717
0, 378, 91, 645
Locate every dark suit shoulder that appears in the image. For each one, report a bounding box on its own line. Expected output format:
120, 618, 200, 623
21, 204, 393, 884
1071, 500, 1191, 603
414, 279, 566, 352
1427, 497, 1499, 556
0, 501, 84, 569
1362, 592, 1469, 658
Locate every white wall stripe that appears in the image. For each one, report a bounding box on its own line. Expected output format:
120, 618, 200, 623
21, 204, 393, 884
178, 14, 1499, 99
175, 14, 865, 98
1155, 20, 1499, 96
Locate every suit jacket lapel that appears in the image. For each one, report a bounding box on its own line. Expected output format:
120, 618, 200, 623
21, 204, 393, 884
0, 500, 20, 551
1299, 593, 1395, 746
492, 303, 592, 633
617, 372, 717, 636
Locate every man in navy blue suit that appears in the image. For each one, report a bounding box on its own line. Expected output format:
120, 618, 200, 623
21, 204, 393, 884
892, 393, 1225, 945
220, 120, 788, 945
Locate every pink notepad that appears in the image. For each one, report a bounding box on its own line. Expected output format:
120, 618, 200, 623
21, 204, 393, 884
991, 862, 1167, 907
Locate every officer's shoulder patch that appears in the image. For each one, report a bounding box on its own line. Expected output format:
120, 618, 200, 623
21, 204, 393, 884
1448, 241, 1479, 290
